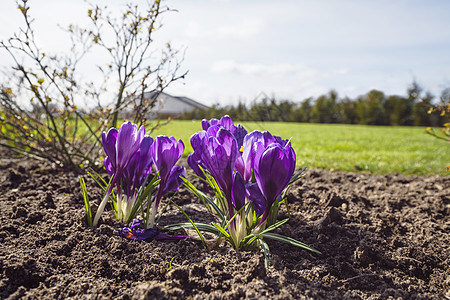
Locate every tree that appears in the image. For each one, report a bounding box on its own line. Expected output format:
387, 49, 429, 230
82, 2, 187, 128
385, 95, 409, 126
310, 91, 340, 123
293, 98, 313, 123
405, 81, 422, 125
355, 90, 387, 125
338, 97, 358, 124
412, 92, 433, 126
0, 0, 186, 169
424, 88, 450, 142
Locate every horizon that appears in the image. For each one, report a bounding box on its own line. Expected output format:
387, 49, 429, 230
1, 0, 449, 106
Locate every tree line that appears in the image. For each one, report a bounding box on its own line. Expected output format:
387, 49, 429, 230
181, 82, 448, 126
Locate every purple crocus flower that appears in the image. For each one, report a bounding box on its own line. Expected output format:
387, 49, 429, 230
253, 142, 296, 225
119, 218, 186, 241
189, 125, 240, 219
161, 165, 186, 195
201, 115, 247, 148
241, 130, 289, 183
102, 122, 145, 176
189, 117, 248, 182
116, 136, 154, 222
93, 122, 145, 227
121, 136, 154, 196
187, 132, 211, 194
187, 131, 207, 178
200, 126, 239, 217
151, 135, 185, 209
152, 136, 184, 181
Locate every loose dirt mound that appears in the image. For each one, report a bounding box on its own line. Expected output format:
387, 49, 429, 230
0, 154, 449, 299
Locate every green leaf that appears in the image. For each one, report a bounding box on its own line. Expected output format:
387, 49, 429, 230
155, 195, 173, 225
212, 223, 230, 239
223, 201, 251, 231
79, 177, 92, 227
126, 183, 153, 224
258, 218, 289, 235
204, 195, 226, 222
261, 232, 321, 254
139, 172, 160, 200
199, 166, 225, 208
182, 177, 225, 221
259, 238, 271, 268
167, 256, 176, 272
289, 167, 307, 185
240, 233, 259, 249
166, 222, 221, 235
170, 200, 207, 249
89, 172, 117, 217
87, 169, 108, 191
181, 177, 209, 205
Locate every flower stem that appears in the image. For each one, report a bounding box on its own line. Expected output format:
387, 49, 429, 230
147, 200, 157, 229
93, 174, 116, 227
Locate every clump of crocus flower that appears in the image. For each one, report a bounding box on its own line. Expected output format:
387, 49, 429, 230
81, 121, 186, 241
171, 115, 320, 265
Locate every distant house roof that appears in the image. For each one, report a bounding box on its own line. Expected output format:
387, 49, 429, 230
143, 91, 209, 116
123, 91, 209, 118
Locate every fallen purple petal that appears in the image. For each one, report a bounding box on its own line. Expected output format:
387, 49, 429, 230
119, 219, 187, 241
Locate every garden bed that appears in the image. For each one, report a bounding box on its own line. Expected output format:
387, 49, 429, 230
0, 152, 448, 299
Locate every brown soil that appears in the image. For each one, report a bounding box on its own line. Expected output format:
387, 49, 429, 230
0, 151, 449, 299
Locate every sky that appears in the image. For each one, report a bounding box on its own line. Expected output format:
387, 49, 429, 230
1, 0, 450, 107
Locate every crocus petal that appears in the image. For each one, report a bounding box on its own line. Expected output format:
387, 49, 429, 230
201, 116, 247, 149
231, 172, 246, 211
234, 155, 245, 179
104, 157, 114, 176
242, 131, 264, 182
119, 219, 187, 241
187, 153, 203, 177
115, 122, 145, 172
132, 136, 154, 188
122, 149, 139, 193
205, 125, 220, 139
219, 115, 233, 129
152, 136, 184, 182
202, 118, 219, 130
261, 131, 277, 146
231, 124, 248, 149
190, 131, 203, 152
246, 182, 265, 217
176, 138, 185, 160
162, 166, 186, 194
119, 226, 162, 241
130, 218, 143, 229
275, 135, 289, 147
254, 144, 296, 213
135, 228, 166, 241
102, 128, 118, 170
256, 146, 287, 203
217, 127, 238, 158
200, 128, 238, 196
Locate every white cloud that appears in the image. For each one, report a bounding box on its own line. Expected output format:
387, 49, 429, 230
185, 18, 263, 39
211, 60, 324, 79
333, 68, 349, 75
342, 86, 357, 94
216, 19, 264, 39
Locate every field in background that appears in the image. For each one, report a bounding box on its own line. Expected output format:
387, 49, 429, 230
151, 120, 449, 175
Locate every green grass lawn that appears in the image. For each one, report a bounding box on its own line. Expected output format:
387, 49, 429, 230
151, 120, 449, 175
